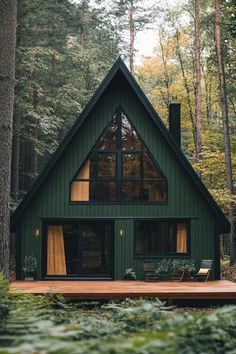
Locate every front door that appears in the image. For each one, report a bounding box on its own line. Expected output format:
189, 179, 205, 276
45, 220, 114, 279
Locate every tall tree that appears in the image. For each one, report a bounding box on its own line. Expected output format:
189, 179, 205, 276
103, 0, 157, 73
0, 0, 17, 278
12, 0, 121, 199
194, 0, 202, 162
215, 0, 235, 264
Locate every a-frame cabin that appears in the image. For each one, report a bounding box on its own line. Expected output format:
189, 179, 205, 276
11, 58, 230, 280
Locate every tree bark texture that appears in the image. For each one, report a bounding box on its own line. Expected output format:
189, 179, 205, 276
0, 0, 17, 279
215, 0, 235, 263
11, 115, 21, 203
159, 28, 171, 108
194, 0, 202, 162
28, 88, 38, 188
129, 0, 135, 74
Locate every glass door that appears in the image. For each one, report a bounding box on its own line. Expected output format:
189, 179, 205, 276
79, 221, 113, 277
45, 220, 113, 278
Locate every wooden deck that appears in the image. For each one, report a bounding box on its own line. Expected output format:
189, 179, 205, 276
9, 280, 236, 301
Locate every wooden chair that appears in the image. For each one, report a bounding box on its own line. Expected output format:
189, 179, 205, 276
143, 260, 158, 281
195, 260, 213, 281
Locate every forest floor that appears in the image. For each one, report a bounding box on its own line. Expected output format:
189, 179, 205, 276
0, 294, 228, 354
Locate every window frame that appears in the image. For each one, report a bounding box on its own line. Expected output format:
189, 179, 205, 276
69, 106, 168, 204
133, 219, 191, 257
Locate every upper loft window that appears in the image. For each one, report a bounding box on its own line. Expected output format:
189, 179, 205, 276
70, 108, 167, 202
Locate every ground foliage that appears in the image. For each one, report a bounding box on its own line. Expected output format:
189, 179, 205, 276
0, 291, 236, 354
221, 259, 236, 282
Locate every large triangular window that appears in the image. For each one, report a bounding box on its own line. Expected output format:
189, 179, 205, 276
70, 109, 167, 202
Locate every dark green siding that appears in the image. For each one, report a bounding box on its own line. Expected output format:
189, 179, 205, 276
16, 77, 218, 280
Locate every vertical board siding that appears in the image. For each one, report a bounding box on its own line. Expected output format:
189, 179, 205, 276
17, 78, 218, 279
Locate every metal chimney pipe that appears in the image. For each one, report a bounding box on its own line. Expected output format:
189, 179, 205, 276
169, 100, 181, 148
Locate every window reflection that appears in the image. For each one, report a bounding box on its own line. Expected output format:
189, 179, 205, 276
98, 154, 116, 176
97, 115, 117, 150
70, 109, 167, 202
143, 153, 162, 179
134, 221, 188, 254
123, 154, 141, 177
121, 113, 141, 150
95, 181, 116, 201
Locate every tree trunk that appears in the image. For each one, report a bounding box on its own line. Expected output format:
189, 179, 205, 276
11, 114, 21, 203
175, 30, 197, 152
28, 88, 38, 188
215, 0, 235, 263
129, 0, 135, 74
159, 28, 171, 107
194, 0, 202, 162
0, 0, 17, 279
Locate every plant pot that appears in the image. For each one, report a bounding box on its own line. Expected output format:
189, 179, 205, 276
24, 272, 36, 281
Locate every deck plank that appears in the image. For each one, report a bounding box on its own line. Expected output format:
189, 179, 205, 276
9, 280, 236, 301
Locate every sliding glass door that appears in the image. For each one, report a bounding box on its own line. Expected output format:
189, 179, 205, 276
45, 220, 113, 278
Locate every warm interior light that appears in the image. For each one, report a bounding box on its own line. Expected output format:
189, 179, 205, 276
119, 228, 124, 236
35, 228, 40, 237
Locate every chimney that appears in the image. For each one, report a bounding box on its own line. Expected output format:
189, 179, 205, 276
169, 99, 181, 148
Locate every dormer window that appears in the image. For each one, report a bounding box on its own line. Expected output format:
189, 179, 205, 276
70, 108, 167, 202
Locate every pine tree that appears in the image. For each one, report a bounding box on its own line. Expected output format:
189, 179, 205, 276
0, 0, 17, 278
215, 0, 235, 264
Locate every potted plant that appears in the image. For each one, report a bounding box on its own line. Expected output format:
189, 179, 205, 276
172, 259, 196, 281
123, 267, 136, 280
23, 255, 37, 280
156, 258, 172, 280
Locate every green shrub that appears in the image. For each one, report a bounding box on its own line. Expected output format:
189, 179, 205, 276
172, 258, 196, 273
2, 293, 236, 354
0, 272, 9, 322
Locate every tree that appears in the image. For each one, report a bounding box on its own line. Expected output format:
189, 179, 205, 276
99, 0, 158, 73
215, 0, 235, 264
0, 0, 17, 278
12, 0, 121, 200
194, 0, 202, 162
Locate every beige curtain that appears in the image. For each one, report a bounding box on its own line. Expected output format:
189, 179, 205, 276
47, 225, 66, 275
176, 223, 187, 253
71, 161, 90, 201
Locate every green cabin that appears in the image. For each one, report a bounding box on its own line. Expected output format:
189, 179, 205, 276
11, 58, 230, 280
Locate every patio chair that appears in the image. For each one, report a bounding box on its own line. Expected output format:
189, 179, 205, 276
143, 260, 158, 281
195, 259, 213, 281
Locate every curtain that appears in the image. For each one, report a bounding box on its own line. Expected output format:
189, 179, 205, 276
71, 161, 90, 201
176, 223, 187, 253
47, 225, 66, 275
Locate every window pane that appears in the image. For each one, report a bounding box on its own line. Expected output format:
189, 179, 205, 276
143, 152, 162, 178
143, 181, 167, 201
98, 154, 116, 176
122, 181, 142, 201
168, 223, 187, 253
121, 113, 141, 150
81, 223, 109, 275
71, 181, 90, 201
97, 115, 117, 150
63, 225, 79, 275
134, 221, 164, 254
95, 181, 116, 201
123, 153, 141, 177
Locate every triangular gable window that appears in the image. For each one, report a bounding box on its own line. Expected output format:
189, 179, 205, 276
70, 108, 167, 202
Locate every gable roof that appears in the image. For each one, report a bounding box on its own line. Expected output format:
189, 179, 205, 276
11, 57, 230, 232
